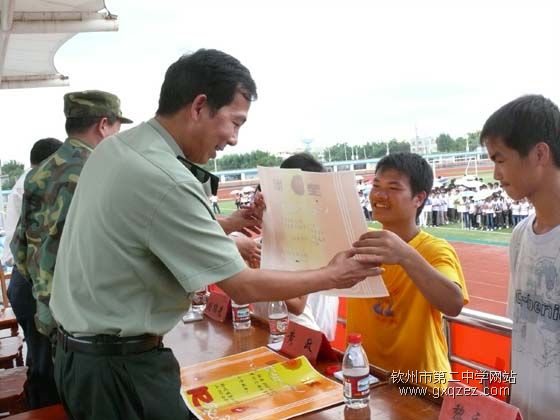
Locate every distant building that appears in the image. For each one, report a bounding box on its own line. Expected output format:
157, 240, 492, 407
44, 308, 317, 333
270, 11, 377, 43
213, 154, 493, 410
409, 136, 437, 155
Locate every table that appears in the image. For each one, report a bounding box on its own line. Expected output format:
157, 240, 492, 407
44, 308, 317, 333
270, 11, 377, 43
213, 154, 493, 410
168, 317, 441, 419
7, 317, 441, 419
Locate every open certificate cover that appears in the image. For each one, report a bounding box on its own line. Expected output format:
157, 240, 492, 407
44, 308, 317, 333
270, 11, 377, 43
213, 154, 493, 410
258, 166, 388, 298
181, 347, 343, 420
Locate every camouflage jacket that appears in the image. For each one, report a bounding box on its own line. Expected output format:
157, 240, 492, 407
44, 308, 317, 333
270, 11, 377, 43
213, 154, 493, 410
11, 137, 93, 336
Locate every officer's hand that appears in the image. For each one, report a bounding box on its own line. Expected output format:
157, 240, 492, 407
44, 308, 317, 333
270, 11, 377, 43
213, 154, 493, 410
326, 249, 384, 290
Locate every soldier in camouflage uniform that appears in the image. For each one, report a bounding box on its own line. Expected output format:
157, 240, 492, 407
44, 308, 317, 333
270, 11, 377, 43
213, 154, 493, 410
10, 90, 132, 409
4, 138, 62, 410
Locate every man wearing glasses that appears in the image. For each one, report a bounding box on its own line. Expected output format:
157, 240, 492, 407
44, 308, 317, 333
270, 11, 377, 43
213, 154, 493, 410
50, 49, 382, 419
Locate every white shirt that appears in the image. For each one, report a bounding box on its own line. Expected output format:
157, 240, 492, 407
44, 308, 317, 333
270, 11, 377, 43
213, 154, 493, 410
520, 202, 530, 216
423, 199, 432, 212
2, 169, 30, 265
441, 196, 448, 211
507, 214, 560, 420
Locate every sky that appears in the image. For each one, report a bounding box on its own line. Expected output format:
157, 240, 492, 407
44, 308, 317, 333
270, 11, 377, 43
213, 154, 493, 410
2, 0, 560, 166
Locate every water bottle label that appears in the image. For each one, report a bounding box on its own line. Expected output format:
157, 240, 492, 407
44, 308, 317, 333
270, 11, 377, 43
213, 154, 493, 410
232, 307, 250, 322
343, 374, 370, 399
269, 316, 289, 335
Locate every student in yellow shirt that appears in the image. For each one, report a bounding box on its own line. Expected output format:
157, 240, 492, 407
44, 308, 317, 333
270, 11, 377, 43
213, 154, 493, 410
347, 152, 469, 390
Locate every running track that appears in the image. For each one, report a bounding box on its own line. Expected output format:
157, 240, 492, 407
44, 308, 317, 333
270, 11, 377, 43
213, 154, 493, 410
451, 241, 509, 316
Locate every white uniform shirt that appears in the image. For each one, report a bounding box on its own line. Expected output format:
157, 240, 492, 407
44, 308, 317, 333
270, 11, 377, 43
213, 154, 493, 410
520, 201, 530, 216
507, 214, 560, 419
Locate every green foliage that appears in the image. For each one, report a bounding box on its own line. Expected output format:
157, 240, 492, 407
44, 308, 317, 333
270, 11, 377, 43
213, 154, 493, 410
204, 150, 283, 171
466, 131, 481, 151
1, 160, 24, 189
323, 140, 410, 162
436, 133, 456, 152
388, 139, 411, 153
201, 130, 482, 171
436, 131, 482, 153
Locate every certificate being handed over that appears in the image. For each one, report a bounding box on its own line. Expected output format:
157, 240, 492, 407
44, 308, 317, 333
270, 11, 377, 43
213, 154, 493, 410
258, 166, 388, 298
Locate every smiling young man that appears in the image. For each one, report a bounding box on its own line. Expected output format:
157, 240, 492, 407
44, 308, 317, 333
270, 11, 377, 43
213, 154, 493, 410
49, 49, 382, 420
347, 152, 469, 391
481, 95, 560, 420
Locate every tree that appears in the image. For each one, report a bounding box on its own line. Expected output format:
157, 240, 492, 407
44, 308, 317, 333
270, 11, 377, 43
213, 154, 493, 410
203, 150, 282, 171
436, 133, 455, 152
455, 137, 467, 152
387, 139, 411, 154
1, 160, 24, 189
324, 143, 351, 162
466, 131, 481, 151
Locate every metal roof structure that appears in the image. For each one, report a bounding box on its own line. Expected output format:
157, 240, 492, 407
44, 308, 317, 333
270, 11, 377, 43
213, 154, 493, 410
0, 0, 118, 89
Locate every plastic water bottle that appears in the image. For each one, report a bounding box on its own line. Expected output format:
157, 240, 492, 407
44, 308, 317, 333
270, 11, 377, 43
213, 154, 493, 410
342, 332, 370, 409
231, 301, 251, 330
268, 301, 289, 343
191, 286, 209, 313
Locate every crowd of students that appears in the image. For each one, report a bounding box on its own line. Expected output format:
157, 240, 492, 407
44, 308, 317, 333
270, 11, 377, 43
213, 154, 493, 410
420, 188, 534, 230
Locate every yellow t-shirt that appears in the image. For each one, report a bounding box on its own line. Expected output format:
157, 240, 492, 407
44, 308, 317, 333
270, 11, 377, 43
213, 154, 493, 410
346, 230, 469, 390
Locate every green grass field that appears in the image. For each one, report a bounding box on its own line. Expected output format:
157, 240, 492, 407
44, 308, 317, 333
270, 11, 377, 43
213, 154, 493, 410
217, 199, 512, 247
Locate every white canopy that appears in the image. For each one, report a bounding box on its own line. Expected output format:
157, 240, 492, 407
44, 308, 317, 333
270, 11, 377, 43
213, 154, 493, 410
0, 0, 118, 89
455, 177, 483, 189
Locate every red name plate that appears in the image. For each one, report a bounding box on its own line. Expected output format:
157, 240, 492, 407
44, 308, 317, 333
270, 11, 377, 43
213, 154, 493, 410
203, 292, 231, 322
279, 321, 338, 365
439, 382, 522, 420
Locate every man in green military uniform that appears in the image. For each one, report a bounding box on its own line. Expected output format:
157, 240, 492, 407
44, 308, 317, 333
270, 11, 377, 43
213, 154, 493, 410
10, 90, 132, 408
5, 138, 63, 409
50, 50, 381, 419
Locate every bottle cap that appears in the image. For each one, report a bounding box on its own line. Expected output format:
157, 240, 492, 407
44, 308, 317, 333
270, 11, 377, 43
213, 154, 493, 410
347, 333, 362, 344
325, 365, 340, 376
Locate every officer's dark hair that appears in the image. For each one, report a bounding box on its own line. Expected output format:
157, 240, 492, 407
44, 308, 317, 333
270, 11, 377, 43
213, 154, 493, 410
65, 115, 118, 136
480, 94, 560, 168
375, 152, 433, 218
30, 137, 63, 165
280, 153, 325, 173
156, 49, 257, 116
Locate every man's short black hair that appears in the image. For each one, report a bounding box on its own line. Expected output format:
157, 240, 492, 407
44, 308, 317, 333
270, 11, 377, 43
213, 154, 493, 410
30, 137, 63, 165
480, 94, 560, 167
280, 153, 325, 173
157, 49, 257, 116
65, 115, 118, 136
375, 152, 434, 217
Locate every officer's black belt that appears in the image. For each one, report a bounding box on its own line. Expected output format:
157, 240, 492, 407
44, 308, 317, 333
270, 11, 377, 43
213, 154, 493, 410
57, 329, 163, 356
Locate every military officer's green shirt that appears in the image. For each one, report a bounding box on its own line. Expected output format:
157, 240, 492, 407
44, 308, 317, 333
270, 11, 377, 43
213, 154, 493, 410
11, 137, 93, 335
50, 119, 246, 336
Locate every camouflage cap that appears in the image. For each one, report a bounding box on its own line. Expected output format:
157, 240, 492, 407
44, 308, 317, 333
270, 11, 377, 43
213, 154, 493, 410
63, 90, 133, 124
